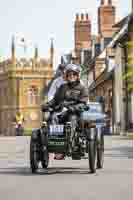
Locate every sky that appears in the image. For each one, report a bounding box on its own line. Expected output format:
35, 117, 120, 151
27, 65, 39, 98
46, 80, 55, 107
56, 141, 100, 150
0, 0, 131, 68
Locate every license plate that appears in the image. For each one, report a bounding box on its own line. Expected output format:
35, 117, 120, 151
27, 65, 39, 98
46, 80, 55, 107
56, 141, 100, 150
49, 125, 64, 135
48, 141, 65, 146
96, 123, 105, 128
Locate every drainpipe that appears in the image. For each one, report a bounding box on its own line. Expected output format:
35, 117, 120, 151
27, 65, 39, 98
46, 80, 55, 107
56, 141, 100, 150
112, 71, 115, 134
127, 17, 133, 130
124, 46, 129, 131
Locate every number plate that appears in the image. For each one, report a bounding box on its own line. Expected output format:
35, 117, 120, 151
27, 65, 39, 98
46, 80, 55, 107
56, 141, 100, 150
96, 123, 105, 128
48, 141, 65, 146
49, 125, 64, 136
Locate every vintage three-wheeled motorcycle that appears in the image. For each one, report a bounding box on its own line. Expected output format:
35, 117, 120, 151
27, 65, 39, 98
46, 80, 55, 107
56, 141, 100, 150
30, 102, 105, 174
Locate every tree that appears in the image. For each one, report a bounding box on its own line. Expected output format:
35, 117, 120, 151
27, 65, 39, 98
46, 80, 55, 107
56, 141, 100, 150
124, 21, 133, 91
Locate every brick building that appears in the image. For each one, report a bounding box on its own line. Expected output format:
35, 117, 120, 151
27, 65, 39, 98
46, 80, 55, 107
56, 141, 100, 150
0, 37, 53, 136
81, 0, 117, 134
98, 0, 116, 49
74, 13, 92, 64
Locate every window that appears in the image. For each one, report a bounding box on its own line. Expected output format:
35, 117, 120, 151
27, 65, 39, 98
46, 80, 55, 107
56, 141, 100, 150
27, 86, 39, 105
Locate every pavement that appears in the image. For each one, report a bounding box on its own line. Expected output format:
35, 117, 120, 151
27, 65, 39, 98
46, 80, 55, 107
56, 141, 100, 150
0, 135, 133, 200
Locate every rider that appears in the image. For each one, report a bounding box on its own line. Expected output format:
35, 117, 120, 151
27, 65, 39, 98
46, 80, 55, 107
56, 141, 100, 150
41, 64, 89, 159
42, 63, 89, 117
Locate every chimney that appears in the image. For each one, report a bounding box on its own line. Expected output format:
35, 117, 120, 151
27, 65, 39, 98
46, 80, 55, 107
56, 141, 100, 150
76, 13, 79, 21
101, 0, 104, 5
81, 13, 84, 20
108, 0, 112, 5
86, 13, 89, 20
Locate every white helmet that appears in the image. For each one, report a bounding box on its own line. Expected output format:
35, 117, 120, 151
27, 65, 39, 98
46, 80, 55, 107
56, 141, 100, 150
65, 64, 81, 75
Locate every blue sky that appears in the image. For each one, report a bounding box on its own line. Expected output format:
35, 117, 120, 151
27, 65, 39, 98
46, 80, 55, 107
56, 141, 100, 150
0, 0, 131, 67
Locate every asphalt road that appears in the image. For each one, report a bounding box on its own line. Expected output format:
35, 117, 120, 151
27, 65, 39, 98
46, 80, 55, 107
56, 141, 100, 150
0, 136, 133, 200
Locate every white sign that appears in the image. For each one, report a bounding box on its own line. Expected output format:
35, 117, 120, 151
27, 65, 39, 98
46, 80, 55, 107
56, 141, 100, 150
108, 58, 116, 72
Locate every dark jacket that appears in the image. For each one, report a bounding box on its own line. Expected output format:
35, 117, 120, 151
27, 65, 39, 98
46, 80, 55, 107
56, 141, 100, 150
48, 80, 88, 110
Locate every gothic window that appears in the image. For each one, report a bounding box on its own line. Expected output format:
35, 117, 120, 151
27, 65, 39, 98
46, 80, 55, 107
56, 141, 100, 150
27, 86, 39, 105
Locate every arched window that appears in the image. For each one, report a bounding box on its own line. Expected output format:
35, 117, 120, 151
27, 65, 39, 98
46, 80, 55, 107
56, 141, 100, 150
27, 86, 39, 105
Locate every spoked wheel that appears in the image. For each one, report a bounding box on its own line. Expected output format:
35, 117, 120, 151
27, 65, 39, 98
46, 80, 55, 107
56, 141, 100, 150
88, 140, 97, 173
97, 133, 104, 169
41, 150, 49, 169
30, 138, 39, 173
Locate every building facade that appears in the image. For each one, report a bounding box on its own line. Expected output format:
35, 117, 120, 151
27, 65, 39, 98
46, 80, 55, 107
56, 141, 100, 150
0, 38, 53, 136
74, 13, 92, 64
98, 0, 116, 50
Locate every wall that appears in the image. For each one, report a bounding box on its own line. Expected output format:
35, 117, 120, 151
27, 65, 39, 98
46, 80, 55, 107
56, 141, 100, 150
114, 45, 126, 134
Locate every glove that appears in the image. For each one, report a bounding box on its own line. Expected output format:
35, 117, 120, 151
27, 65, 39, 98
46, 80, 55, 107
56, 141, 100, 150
63, 101, 70, 108
63, 101, 75, 108
41, 103, 49, 112
68, 105, 75, 113
68, 104, 85, 113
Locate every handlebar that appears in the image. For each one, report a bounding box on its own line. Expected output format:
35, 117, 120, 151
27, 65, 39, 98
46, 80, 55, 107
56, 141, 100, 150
62, 101, 76, 108
42, 100, 88, 113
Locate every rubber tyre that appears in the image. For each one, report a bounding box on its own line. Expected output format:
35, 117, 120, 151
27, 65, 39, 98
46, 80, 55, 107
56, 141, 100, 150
88, 140, 96, 173
41, 151, 49, 169
97, 134, 104, 169
30, 138, 39, 173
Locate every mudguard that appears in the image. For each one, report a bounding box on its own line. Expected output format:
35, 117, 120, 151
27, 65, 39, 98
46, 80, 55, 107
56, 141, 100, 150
85, 128, 97, 141
31, 129, 40, 141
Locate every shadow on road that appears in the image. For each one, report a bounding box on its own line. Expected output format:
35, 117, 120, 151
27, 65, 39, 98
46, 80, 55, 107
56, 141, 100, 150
105, 146, 133, 159
0, 167, 95, 176
0, 166, 133, 176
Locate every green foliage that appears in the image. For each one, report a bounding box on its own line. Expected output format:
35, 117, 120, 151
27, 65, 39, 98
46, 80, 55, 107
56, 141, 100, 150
80, 64, 87, 78
24, 128, 32, 136
127, 84, 133, 90
124, 40, 133, 91
123, 70, 133, 79
123, 69, 133, 91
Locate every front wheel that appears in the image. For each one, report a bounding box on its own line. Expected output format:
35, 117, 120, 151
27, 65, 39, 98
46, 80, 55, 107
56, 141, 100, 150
88, 140, 97, 173
30, 138, 39, 173
97, 133, 104, 169
41, 150, 49, 169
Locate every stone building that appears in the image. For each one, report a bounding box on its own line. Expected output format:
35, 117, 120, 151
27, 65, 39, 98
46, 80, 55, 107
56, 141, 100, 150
0, 38, 53, 136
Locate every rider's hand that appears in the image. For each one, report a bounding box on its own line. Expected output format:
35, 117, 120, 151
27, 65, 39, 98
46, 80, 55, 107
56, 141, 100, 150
63, 101, 70, 108
68, 105, 75, 113
63, 101, 76, 108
